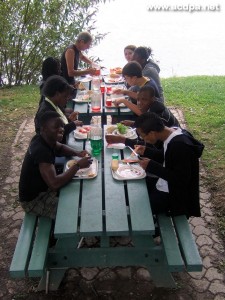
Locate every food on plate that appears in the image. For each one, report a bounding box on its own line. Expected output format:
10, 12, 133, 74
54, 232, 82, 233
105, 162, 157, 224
121, 158, 139, 163
74, 126, 91, 139
110, 67, 122, 74
88, 173, 95, 177
117, 123, 128, 134
106, 125, 117, 134
78, 82, 86, 90
67, 159, 77, 168
87, 90, 93, 96
109, 73, 120, 79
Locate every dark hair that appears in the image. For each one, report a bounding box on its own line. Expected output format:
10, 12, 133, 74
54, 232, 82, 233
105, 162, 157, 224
122, 61, 142, 78
41, 57, 61, 81
124, 45, 136, 52
42, 75, 74, 97
139, 85, 155, 97
39, 111, 61, 127
76, 31, 93, 43
134, 112, 164, 134
134, 46, 152, 61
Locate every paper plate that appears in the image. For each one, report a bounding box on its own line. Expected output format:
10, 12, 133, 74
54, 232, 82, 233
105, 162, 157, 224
112, 128, 137, 139
115, 165, 145, 179
74, 126, 91, 139
66, 159, 91, 174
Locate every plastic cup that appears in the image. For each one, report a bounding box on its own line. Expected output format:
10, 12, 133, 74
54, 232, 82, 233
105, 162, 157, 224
90, 127, 102, 156
106, 86, 112, 94
91, 92, 101, 111
106, 98, 112, 107
100, 84, 105, 93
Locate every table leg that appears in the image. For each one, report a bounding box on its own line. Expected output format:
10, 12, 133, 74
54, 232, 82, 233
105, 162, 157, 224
38, 269, 67, 291
146, 264, 176, 288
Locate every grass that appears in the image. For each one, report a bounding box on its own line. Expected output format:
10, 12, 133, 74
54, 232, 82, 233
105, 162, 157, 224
0, 76, 225, 242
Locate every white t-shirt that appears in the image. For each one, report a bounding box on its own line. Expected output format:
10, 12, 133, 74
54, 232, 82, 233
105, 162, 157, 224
156, 128, 183, 193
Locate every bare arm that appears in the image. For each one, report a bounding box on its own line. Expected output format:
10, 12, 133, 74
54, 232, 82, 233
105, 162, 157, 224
114, 98, 142, 115
55, 142, 90, 157
39, 157, 92, 190
65, 49, 96, 77
113, 88, 138, 100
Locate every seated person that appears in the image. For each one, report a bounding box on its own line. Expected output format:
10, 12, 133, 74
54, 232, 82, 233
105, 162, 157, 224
112, 61, 161, 104
114, 86, 179, 127
134, 112, 204, 217
124, 44, 136, 62
19, 111, 92, 219
35, 75, 83, 144
39, 57, 61, 105
133, 46, 164, 102
106, 86, 179, 148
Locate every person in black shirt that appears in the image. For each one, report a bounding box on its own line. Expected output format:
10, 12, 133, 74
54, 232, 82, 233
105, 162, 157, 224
61, 31, 96, 87
19, 111, 92, 219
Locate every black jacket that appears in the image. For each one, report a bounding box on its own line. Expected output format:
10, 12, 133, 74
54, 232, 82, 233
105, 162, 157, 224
145, 130, 204, 217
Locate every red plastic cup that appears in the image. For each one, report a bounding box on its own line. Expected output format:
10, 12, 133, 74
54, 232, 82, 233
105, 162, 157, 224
100, 85, 105, 93
106, 86, 112, 94
106, 99, 112, 107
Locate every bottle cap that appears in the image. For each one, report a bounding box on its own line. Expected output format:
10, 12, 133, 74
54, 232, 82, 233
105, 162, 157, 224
112, 153, 119, 160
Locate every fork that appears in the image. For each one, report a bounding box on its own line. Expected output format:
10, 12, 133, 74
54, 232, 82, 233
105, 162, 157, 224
126, 146, 142, 159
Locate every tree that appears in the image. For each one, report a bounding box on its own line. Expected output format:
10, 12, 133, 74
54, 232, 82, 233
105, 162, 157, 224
0, 0, 108, 86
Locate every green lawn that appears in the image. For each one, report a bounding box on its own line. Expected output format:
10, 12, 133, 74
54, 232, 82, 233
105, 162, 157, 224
0, 76, 225, 237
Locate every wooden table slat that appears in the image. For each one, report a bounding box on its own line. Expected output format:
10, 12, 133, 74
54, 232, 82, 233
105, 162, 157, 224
80, 161, 103, 235
55, 181, 80, 237
127, 180, 155, 234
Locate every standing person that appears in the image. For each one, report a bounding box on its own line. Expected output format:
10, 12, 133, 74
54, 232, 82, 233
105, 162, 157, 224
124, 45, 136, 62
19, 111, 92, 219
133, 46, 164, 102
134, 112, 204, 217
61, 31, 97, 88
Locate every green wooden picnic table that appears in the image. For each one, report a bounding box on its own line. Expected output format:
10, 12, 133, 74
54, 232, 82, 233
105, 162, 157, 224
10, 126, 202, 293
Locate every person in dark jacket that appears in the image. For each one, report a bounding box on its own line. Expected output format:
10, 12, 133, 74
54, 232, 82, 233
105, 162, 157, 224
133, 46, 164, 102
35, 75, 82, 144
39, 57, 61, 105
133, 112, 204, 218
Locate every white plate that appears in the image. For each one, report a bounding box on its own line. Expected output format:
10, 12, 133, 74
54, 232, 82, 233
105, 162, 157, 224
107, 143, 125, 149
104, 76, 124, 84
112, 164, 146, 180
79, 76, 92, 82
66, 159, 91, 173
112, 128, 137, 139
65, 158, 98, 179
105, 102, 126, 108
74, 126, 91, 139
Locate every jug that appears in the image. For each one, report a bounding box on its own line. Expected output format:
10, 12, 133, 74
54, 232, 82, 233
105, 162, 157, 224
91, 91, 101, 111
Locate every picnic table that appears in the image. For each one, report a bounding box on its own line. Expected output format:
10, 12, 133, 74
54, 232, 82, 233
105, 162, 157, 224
10, 124, 202, 292
70, 77, 134, 125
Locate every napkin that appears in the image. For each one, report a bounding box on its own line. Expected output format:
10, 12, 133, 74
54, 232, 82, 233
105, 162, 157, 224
107, 143, 125, 149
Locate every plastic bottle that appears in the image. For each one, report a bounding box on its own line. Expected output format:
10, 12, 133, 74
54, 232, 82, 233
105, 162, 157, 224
111, 153, 119, 171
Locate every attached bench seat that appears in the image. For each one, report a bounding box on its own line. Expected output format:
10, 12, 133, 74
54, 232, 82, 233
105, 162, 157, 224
10, 213, 52, 278
157, 214, 202, 273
